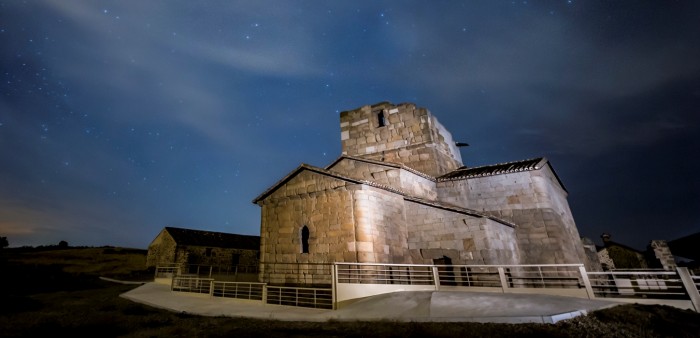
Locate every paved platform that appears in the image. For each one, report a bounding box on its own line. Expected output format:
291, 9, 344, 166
120, 282, 621, 323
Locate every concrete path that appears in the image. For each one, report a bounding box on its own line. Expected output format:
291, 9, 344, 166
120, 282, 619, 324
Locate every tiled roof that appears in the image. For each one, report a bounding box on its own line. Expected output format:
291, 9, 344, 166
164, 227, 260, 250
437, 158, 547, 181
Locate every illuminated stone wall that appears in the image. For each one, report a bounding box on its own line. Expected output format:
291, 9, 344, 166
339, 102, 462, 177
437, 165, 590, 268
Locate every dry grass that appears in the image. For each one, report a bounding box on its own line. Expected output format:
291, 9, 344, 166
1, 247, 699, 337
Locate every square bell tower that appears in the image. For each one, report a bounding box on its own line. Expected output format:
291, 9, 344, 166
339, 101, 463, 177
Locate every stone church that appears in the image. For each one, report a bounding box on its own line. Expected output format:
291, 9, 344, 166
253, 101, 591, 275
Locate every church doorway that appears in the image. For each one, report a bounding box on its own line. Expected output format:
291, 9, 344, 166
433, 255, 455, 285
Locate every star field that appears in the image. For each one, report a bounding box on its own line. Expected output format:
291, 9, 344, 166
1, 1, 699, 251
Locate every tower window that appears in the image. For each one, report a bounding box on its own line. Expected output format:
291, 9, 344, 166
301, 225, 310, 253
377, 110, 387, 127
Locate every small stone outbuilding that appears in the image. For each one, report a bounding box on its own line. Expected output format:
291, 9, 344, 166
146, 226, 260, 271
597, 233, 677, 271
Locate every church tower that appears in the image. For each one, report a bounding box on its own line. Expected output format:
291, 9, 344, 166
339, 101, 463, 177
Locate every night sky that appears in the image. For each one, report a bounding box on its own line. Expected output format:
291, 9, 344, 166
1, 1, 699, 251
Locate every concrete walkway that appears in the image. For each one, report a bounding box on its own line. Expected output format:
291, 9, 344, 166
120, 282, 620, 324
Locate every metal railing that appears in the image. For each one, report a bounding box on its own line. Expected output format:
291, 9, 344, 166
155, 264, 180, 279
335, 263, 587, 289
182, 264, 259, 277
211, 281, 265, 300
336, 263, 434, 285
587, 270, 687, 298
500, 265, 584, 289
163, 263, 699, 312
692, 274, 700, 292
171, 275, 214, 294
266, 285, 333, 309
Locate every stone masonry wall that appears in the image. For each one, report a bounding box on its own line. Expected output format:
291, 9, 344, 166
147, 231, 259, 270
648, 240, 677, 270
258, 170, 412, 284
146, 230, 177, 268
339, 102, 462, 177
329, 157, 437, 200
352, 186, 410, 264
259, 171, 356, 266
405, 200, 520, 265
258, 172, 356, 285
175, 247, 258, 270
437, 166, 588, 266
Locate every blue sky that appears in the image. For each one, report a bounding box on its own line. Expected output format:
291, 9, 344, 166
1, 1, 698, 250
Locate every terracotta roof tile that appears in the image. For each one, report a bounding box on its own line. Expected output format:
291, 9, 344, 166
437, 158, 547, 181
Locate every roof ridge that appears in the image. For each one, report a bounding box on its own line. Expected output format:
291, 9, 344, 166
165, 226, 258, 237
438, 157, 547, 182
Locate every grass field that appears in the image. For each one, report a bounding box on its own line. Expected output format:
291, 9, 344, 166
1, 247, 699, 337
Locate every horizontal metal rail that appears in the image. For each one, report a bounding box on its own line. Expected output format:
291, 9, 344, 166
587, 270, 688, 299
336, 264, 435, 285
211, 281, 265, 301
266, 286, 333, 309
336, 263, 587, 290
171, 276, 214, 294
154, 265, 180, 278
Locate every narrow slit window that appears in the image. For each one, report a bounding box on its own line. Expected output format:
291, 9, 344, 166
301, 226, 310, 253
377, 110, 387, 127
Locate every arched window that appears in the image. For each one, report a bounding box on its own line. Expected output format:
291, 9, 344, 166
301, 226, 310, 254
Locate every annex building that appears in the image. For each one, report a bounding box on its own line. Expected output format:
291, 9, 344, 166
253, 102, 595, 284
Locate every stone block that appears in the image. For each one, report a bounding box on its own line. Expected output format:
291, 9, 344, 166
356, 241, 374, 252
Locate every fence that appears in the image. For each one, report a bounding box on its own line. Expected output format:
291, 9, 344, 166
154, 265, 180, 284
333, 263, 593, 304
211, 281, 265, 300
266, 285, 333, 309
162, 263, 700, 312
587, 270, 686, 298
171, 275, 213, 294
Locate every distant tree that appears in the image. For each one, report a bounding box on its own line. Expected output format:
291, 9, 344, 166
58, 240, 68, 248
0, 236, 8, 249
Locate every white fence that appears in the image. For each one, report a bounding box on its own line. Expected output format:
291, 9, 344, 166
587, 270, 686, 298
334, 263, 594, 305
159, 263, 700, 312
266, 285, 333, 309
212, 281, 265, 300
154, 265, 180, 284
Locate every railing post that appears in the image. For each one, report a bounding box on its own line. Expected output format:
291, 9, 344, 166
331, 263, 338, 310
432, 266, 441, 291
209, 280, 214, 297
498, 267, 509, 293
578, 265, 595, 299
262, 284, 267, 305
677, 267, 700, 312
